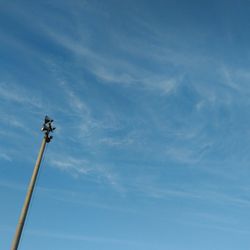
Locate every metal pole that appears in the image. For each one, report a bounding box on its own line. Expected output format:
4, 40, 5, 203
10, 137, 47, 250
10, 116, 55, 250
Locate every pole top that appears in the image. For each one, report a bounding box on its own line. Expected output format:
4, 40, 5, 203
41, 115, 55, 143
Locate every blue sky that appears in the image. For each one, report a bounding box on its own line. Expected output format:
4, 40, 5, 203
1, 0, 250, 249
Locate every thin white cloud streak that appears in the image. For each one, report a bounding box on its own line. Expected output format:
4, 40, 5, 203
0, 180, 26, 191
220, 65, 240, 91
98, 137, 134, 146
129, 181, 250, 209
193, 64, 250, 109
134, 184, 202, 200
181, 218, 250, 236
165, 147, 200, 165
41, 25, 180, 94
42, 188, 137, 214
0, 82, 42, 109
2, 1, 245, 108
97, 129, 141, 147
58, 81, 90, 115
192, 211, 238, 225
44, 66, 104, 138
49, 157, 90, 176
109, 18, 250, 108
164, 140, 213, 165
219, 65, 250, 96
3, 2, 240, 116
46, 62, 136, 148
24, 228, 143, 247
3, 177, 250, 215
0, 113, 27, 131
0, 225, 142, 247
0, 152, 12, 162
111, 16, 215, 69
175, 210, 250, 236
48, 155, 124, 192
0, 179, 131, 214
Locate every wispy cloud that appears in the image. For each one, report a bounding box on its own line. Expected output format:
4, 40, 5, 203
141, 186, 202, 200
0, 113, 27, 131
48, 154, 124, 192
49, 156, 90, 176
0, 152, 12, 162
0, 179, 132, 214
165, 140, 213, 165
40, 186, 136, 214
0, 224, 142, 247
0, 180, 26, 191
58, 81, 90, 115
219, 65, 250, 96
128, 178, 250, 210
179, 217, 250, 236
98, 137, 134, 146
26, 228, 143, 247
0, 82, 42, 109
41, 24, 180, 94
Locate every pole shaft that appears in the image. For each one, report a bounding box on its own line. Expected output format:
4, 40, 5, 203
10, 136, 47, 250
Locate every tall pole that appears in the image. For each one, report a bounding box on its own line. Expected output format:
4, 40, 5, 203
10, 116, 55, 250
